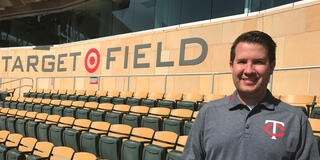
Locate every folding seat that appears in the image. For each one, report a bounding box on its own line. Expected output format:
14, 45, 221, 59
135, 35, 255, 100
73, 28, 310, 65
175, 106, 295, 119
311, 107, 320, 119
0, 88, 9, 102
281, 95, 316, 117
72, 152, 97, 160
7, 110, 27, 133
0, 108, 17, 130
80, 121, 110, 156
6, 137, 37, 160
63, 101, 85, 118
43, 99, 61, 115
78, 90, 96, 102
0, 133, 23, 159
99, 90, 119, 103
163, 109, 193, 135
60, 89, 76, 101
63, 119, 91, 151
121, 127, 154, 160
142, 131, 178, 160
9, 97, 19, 109
198, 94, 225, 110
38, 99, 51, 113
183, 111, 198, 135
141, 92, 164, 108
76, 102, 98, 119
49, 116, 75, 146
44, 89, 58, 99
31, 89, 43, 98
26, 113, 48, 138
88, 90, 107, 102
0, 130, 10, 144
89, 103, 114, 122
15, 112, 37, 137
122, 106, 149, 127
51, 89, 67, 100
24, 89, 36, 98
37, 115, 61, 142
177, 93, 203, 111
113, 91, 134, 105
105, 104, 131, 124
141, 107, 170, 131
309, 118, 320, 136
52, 100, 72, 116
26, 141, 54, 160
16, 97, 26, 110
37, 89, 51, 99
25, 98, 42, 112
126, 91, 148, 106
99, 124, 132, 160
3, 96, 13, 108
69, 90, 86, 101
165, 135, 188, 160
49, 146, 75, 160
157, 93, 183, 109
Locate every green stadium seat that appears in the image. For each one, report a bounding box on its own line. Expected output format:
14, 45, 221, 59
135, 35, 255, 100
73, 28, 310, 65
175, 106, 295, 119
141, 92, 164, 108
112, 91, 133, 105
26, 113, 48, 138
7, 110, 27, 133
163, 109, 193, 135
36, 115, 60, 142
105, 104, 130, 124
62, 119, 91, 151
126, 91, 148, 106
157, 93, 182, 109
76, 102, 98, 119
89, 103, 113, 122
15, 112, 37, 137
141, 107, 170, 131
176, 93, 203, 111
165, 136, 187, 160
63, 101, 85, 118
49, 117, 75, 146
122, 105, 149, 127
52, 100, 72, 116
6, 137, 37, 160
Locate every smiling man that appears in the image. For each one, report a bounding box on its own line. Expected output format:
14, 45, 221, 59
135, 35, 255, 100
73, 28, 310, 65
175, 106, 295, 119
182, 31, 320, 160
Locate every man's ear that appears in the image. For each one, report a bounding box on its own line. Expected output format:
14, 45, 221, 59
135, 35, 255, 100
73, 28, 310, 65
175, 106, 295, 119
270, 61, 276, 74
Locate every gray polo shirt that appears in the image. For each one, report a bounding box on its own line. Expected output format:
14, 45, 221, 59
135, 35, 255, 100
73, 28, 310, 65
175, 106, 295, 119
183, 90, 320, 160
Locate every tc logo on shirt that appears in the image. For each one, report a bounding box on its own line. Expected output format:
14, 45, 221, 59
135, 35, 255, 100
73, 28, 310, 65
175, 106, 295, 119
264, 120, 285, 140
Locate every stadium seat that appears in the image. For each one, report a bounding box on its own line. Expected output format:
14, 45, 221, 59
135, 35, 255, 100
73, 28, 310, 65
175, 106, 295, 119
281, 95, 316, 117
198, 94, 225, 109
157, 93, 182, 109
15, 112, 37, 137
141, 107, 170, 131
9, 97, 19, 109
0, 130, 10, 144
72, 152, 97, 160
63, 119, 91, 151
76, 102, 99, 119
39, 98, 51, 113
63, 101, 85, 117
28, 89, 38, 98
165, 135, 188, 160
34, 99, 50, 113
183, 111, 198, 135
6, 137, 37, 160
0, 109, 18, 131
113, 91, 134, 105
37, 89, 51, 99
122, 105, 150, 127
36, 114, 61, 142
163, 109, 193, 135
142, 131, 178, 160
126, 91, 148, 106
7, 110, 27, 133
51, 89, 67, 100
311, 107, 320, 119
43, 99, 61, 115
16, 97, 26, 110
0, 133, 23, 159
68, 90, 86, 101
78, 90, 96, 102
141, 92, 164, 108
26, 113, 48, 138
26, 141, 54, 160
88, 90, 107, 102
105, 104, 130, 124
99, 124, 132, 160
88, 103, 112, 122
121, 127, 154, 160
100, 90, 120, 103
23, 88, 35, 98
177, 93, 203, 111
60, 89, 76, 100
80, 121, 110, 156
3, 96, 13, 108
49, 116, 75, 146
25, 98, 41, 112
44, 89, 58, 99
49, 146, 75, 160
52, 100, 72, 116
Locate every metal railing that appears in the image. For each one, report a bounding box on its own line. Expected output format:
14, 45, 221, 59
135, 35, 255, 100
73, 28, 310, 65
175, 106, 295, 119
0, 77, 33, 96
35, 65, 320, 94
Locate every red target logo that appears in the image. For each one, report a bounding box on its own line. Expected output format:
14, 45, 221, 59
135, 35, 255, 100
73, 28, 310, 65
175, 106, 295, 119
85, 48, 100, 73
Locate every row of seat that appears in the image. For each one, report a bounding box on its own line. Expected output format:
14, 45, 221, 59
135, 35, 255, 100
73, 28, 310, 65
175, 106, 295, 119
23, 89, 226, 110
0, 98, 197, 135
0, 130, 96, 160
0, 109, 187, 160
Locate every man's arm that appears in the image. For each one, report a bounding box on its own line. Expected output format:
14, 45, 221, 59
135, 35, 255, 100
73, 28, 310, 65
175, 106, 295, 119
182, 107, 206, 160
296, 117, 320, 160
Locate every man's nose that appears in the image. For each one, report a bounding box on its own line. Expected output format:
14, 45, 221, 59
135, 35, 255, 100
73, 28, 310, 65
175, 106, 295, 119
244, 64, 255, 74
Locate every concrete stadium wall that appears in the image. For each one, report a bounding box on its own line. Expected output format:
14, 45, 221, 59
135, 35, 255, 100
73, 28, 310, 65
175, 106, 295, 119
1, 0, 320, 96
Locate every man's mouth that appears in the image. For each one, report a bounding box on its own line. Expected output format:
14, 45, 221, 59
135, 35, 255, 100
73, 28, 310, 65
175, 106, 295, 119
241, 78, 258, 84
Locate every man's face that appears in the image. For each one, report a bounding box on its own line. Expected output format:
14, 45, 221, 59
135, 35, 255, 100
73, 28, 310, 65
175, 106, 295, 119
230, 42, 275, 96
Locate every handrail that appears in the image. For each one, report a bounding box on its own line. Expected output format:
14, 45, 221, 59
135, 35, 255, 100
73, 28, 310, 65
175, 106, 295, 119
0, 77, 33, 96
35, 65, 320, 94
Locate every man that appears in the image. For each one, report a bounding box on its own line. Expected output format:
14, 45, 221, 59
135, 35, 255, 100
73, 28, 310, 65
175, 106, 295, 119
182, 31, 320, 159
